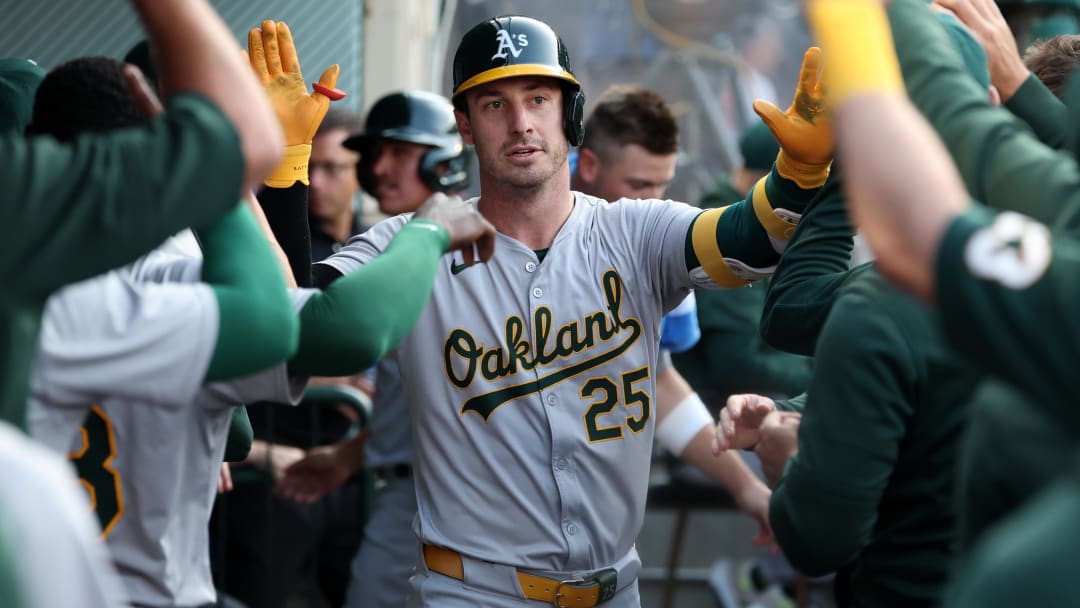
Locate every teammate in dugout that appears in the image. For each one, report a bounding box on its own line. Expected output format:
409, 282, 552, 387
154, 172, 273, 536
310, 15, 831, 607
0, 0, 285, 430
793, 0, 1080, 604
25, 23, 495, 608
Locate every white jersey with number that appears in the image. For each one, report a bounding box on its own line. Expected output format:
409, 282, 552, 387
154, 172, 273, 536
27, 253, 311, 607
319, 193, 705, 573
0, 421, 128, 608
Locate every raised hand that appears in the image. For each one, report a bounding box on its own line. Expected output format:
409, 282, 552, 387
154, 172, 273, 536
932, 0, 1027, 99
248, 20, 343, 186
753, 46, 833, 188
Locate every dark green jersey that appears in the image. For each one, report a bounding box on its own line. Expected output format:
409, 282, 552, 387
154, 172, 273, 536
956, 379, 1072, 549
1004, 74, 1068, 150
888, 0, 1080, 230
945, 459, 1080, 607
936, 206, 1080, 427
760, 167, 868, 356
0, 94, 243, 428
770, 271, 982, 607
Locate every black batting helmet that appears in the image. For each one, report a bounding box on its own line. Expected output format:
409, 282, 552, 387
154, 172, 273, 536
452, 15, 585, 146
344, 90, 470, 196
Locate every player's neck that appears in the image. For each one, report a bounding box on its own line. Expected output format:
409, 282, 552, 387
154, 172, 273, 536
478, 172, 574, 250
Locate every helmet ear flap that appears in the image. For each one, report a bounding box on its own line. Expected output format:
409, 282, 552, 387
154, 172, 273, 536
419, 144, 471, 193
564, 88, 585, 147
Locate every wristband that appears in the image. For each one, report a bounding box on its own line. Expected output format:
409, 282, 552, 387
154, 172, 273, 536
264, 144, 312, 188
808, 0, 905, 104
656, 392, 714, 456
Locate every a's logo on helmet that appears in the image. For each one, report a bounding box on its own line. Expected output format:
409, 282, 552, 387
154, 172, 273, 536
492, 30, 528, 60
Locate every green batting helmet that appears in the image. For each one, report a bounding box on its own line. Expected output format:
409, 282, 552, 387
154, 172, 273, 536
344, 90, 470, 195
452, 15, 585, 146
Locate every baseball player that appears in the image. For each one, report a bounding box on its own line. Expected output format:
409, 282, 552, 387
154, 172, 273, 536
273, 89, 474, 608
25, 32, 494, 608
308, 15, 831, 607
0, 0, 284, 429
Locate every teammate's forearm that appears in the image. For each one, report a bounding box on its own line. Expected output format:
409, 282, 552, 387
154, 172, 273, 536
681, 427, 768, 498
809, 0, 966, 299
244, 192, 297, 288
201, 204, 299, 381
288, 220, 450, 376
257, 183, 313, 286
1003, 75, 1068, 150
131, 0, 283, 192
761, 168, 856, 355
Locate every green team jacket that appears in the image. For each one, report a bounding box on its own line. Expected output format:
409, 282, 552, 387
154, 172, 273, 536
770, 271, 981, 607
945, 457, 1080, 608
760, 161, 983, 605
0, 94, 244, 429
888, 0, 1080, 230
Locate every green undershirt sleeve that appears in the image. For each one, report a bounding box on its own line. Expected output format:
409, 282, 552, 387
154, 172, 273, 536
1004, 74, 1068, 150
201, 205, 299, 382
287, 220, 450, 377
222, 406, 254, 462
685, 166, 821, 276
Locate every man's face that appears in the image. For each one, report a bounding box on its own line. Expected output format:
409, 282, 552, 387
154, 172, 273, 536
369, 138, 435, 215
309, 128, 360, 222
577, 143, 677, 201
456, 76, 568, 191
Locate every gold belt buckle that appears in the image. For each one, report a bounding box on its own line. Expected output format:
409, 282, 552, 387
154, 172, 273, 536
553, 578, 587, 608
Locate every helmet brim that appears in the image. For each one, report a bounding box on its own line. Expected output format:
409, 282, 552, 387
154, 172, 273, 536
452, 64, 580, 98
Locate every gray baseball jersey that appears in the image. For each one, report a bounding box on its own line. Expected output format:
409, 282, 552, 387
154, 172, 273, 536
0, 420, 127, 608
365, 357, 413, 469
319, 193, 712, 574
28, 254, 311, 607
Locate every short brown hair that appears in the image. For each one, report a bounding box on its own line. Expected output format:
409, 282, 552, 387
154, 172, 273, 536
1023, 34, 1080, 99
580, 85, 678, 160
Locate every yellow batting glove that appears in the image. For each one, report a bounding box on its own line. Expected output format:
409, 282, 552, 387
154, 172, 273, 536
752, 47, 833, 189
249, 20, 344, 188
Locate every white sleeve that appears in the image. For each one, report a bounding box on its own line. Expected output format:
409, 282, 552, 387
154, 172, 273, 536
34, 271, 218, 410
594, 196, 700, 313
315, 213, 412, 275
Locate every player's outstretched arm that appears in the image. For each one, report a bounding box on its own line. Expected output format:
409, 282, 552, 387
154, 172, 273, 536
200, 203, 299, 381
685, 47, 833, 289
888, 0, 1080, 229
808, 0, 969, 299
288, 194, 496, 376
